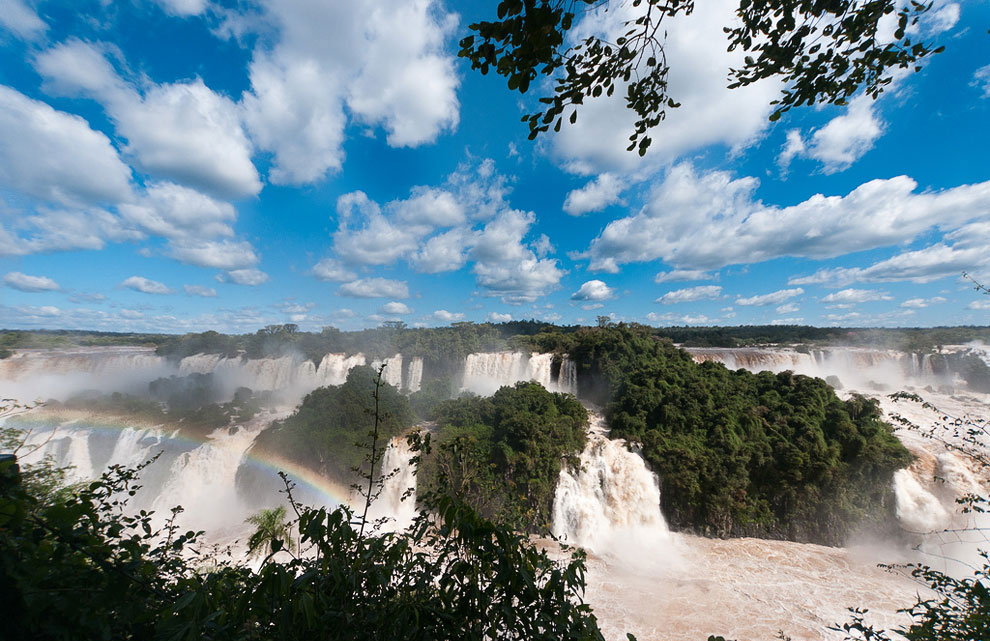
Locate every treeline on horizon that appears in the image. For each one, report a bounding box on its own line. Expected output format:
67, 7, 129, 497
3, 321, 989, 361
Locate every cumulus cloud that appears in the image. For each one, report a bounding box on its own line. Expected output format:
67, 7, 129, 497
154, 0, 209, 16
586, 164, 990, 273
968, 300, 990, 310
168, 239, 258, 270
486, 311, 512, 322
550, 0, 781, 176
432, 309, 465, 322
654, 269, 713, 283
901, 296, 946, 308
656, 285, 721, 304
337, 277, 409, 299
821, 288, 893, 306
570, 280, 615, 301
736, 288, 804, 306
0, 208, 142, 257
222, 268, 269, 286
791, 223, 990, 286
4, 271, 60, 292
36, 40, 261, 199
184, 284, 217, 297
780, 94, 883, 174
973, 65, 990, 99
0, 85, 133, 207
646, 311, 711, 325
239, 0, 459, 185
563, 174, 625, 215
775, 303, 800, 314
119, 182, 237, 241
0, 0, 46, 39
120, 275, 171, 294
380, 301, 411, 315
471, 210, 564, 303
312, 258, 357, 282
412, 228, 473, 273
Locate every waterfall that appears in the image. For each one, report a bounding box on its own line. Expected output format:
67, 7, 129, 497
405, 357, 423, 393
315, 353, 367, 387
552, 411, 672, 564
0, 347, 174, 401
461, 352, 579, 396
688, 346, 965, 392
370, 354, 404, 389
364, 436, 419, 532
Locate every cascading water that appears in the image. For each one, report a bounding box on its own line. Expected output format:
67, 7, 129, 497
551, 411, 671, 565
364, 436, 419, 533
461, 352, 578, 396
405, 357, 423, 393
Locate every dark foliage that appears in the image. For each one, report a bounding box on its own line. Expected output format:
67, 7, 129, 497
418, 381, 588, 534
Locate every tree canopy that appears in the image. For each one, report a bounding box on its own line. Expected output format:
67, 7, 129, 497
459, 0, 944, 154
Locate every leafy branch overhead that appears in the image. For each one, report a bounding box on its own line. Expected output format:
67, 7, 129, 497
459, 0, 943, 155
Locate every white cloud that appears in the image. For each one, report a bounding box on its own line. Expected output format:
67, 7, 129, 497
0, 0, 46, 39
777, 129, 806, 172
169, 239, 258, 270
380, 301, 411, 315
775, 303, 800, 314
412, 228, 473, 273
432, 309, 465, 322
155, 0, 209, 17
736, 288, 804, 306
0, 85, 133, 207
4, 271, 60, 292
587, 164, 990, 273
222, 268, 269, 286
646, 311, 711, 325
973, 65, 990, 99
312, 258, 357, 282
967, 300, 990, 310
654, 269, 713, 283
563, 173, 625, 215
571, 279, 615, 301
486, 312, 512, 322
821, 289, 893, 305
922, 2, 960, 34
792, 224, 990, 286
338, 277, 409, 299
901, 297, 946, 308
184, 284, 217, 297
656, 285, 722, 304
804, 94, 884, 174
394, 186, 465, 227
0, 208, 141, 257
239, 0, 459, 185
118, 182, 236, 241
550, 0, 781, 176
121, 275, 171, 294
771, 317, 804, 325
471, 209, 564, 303
36, 40, 260, 199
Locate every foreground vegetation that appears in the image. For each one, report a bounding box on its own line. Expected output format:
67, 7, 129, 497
0, 399, 605, 641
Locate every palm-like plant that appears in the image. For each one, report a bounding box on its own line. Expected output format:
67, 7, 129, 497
245, 505, 294, 559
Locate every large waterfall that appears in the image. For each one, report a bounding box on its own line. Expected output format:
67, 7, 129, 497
461, 352, 578, 396
552, 411, 672, 565
688, 344, 988, 393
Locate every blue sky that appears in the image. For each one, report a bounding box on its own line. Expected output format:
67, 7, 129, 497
0, 0, 988, 333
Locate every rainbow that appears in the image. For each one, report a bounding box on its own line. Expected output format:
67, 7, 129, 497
5, 411, 354, 509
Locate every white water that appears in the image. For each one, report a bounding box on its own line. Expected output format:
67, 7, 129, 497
363, 436, 419, 533
405, 357, 423, 393
7, 344, 990, 640
461, 351, 578, 396
687, 345, 985, 393
552, 411, 673, 569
